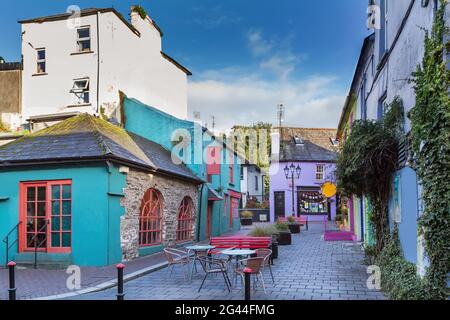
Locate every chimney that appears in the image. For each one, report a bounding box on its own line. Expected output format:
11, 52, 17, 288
271, 130, 280, 160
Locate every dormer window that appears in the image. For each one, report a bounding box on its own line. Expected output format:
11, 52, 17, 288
294, 136, 304, 146
71, 78, 90, 105
77, 27, 91, 52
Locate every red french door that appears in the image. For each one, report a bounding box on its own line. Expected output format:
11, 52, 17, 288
19, 180, 72, 253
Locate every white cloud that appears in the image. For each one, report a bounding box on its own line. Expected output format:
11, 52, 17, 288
188, 73, 345, 132
187, 31, 344, 132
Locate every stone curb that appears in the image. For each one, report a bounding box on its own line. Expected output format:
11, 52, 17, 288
32, 261, 169, 300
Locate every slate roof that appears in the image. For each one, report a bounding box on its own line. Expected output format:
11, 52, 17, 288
278, 128, 338, 163
0, 114, 201, 183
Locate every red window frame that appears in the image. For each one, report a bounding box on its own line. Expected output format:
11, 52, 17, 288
19, 180, 72, 254
176, 197, 194, 242
139, 188, 164, 247
207, 146, 221, 175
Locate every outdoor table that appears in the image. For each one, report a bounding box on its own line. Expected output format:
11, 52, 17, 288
186, 245, 216, 280
220, 249, 256, 285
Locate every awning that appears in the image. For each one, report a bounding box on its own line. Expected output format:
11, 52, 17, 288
207, 184, 223, 201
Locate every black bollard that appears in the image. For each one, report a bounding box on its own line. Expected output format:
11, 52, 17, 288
116, 263, 125, 300
8, 261, 16, 300
243, 267, 252, 300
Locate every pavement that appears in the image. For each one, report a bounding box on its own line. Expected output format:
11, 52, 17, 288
65, 223, 385, 300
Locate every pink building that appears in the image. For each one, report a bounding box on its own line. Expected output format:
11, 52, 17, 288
269, 128, 338, 223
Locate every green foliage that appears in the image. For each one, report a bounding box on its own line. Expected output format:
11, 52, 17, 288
0, 119, 9, 132
334, 214, 342, 222
132, 5, 147, 19
240, 211, 253, 219
275, 220, 289, 232
376, 226, 429, 300
408, 0, 450, 300
336, 97, 403, 253
287, 216, 296, 224
248, 225, 277, 237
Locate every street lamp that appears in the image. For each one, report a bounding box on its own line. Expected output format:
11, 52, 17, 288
284, 163, 301, 217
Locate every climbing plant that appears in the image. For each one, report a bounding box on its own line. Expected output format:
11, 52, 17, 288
132, 5, 147, 19
336, 97, 404, 254
408, 0, 450, 300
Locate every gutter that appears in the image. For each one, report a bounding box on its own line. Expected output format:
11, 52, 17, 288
96, 11, 101, 114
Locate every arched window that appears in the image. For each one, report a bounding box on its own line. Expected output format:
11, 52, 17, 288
139, 188, 163, 246
177, 197, 194, 242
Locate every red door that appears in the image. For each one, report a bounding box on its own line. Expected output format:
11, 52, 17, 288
19, 181, 72, 253
206, 202, 212, 239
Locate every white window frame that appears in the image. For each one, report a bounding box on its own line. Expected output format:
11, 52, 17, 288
36, 48, 46, 74
316, 165, 324, 181
76, 27, 91, 52
71, 78, 90, 105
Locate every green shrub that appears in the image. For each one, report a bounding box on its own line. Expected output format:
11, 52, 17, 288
240, 211, 253, 219
275, 221, 289, 232
287, 216, 296, 223
375, 226, 429, 300
248, 225, 277, 237
132, 5, 147, 19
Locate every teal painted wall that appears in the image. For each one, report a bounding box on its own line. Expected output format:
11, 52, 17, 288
0, 163, 127, 267
123, 97, 241, 241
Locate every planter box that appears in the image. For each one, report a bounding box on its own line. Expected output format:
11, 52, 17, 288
277, 231, 292, 245
239, 209, 270, 222
288, 224, 301, 234
240, 218, 253, 226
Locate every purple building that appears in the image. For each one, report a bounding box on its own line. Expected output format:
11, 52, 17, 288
269, 128, 338, 223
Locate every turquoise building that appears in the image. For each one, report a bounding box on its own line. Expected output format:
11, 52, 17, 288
122, 95, 243, 241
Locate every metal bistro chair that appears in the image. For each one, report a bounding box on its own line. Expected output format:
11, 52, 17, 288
197, 256, 232, 293
255, 248, 275, 283
234, 257, 267, 293
164, 248, 191, 280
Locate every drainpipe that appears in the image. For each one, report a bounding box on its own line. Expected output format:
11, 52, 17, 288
196, 183, 205, 242
96, 11, 101, 114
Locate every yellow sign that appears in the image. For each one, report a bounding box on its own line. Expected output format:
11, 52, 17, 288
321, 182, 337, 198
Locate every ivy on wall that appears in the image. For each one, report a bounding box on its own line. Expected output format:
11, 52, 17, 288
408, 0, 450, 300
336, 97, 404, 254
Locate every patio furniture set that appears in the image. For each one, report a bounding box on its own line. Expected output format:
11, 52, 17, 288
163, 236, 274, 294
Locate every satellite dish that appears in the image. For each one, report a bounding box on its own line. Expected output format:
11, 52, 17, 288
321, 181, 337, 198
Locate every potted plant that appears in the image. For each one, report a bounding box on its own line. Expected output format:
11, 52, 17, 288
275, 220, 291, 245
287, 216, 301, 234
334, 214, 342, 226
248, 225, 278, 261
240, 211, 254, 226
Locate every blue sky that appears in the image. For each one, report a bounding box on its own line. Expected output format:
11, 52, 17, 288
0, 0, 371, 131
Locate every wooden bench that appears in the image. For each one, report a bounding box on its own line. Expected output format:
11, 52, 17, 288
277, 216, 309, 230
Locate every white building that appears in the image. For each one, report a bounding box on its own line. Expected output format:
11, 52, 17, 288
339, 0, 448, 274
240, 163, 265, 208
19, 7, 191, 130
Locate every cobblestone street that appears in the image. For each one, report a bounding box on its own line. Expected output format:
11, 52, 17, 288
68, 223, 385, 300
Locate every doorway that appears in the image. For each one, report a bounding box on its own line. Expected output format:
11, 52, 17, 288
274, 191, 285, 220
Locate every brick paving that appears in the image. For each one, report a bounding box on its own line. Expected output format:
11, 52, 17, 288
67, 223, 385, 300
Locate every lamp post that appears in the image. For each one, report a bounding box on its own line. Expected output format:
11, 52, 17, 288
284, 163, 301, 217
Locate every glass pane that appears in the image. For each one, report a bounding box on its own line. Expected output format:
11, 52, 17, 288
36, 218, 46, 231
37, 50, 45, 60
27, 203, 35, 216
27, 187, 35, 201
52, 200, 60, 215
37, 62, 46, 73
27, 234, 34, 247
38, 187, 46, 201
26, 218, 35, 232
37, 234, 46, 248
51, 217, 60, 231
78, 40, 91, 52
62, 201, 71, 215
62, 185, 71, 199
62, 216, 71, 231
37, 202, 46, 216
77, 28, 90, 38
62, 233, 71, 247
51, 233, 60, 247
52, 185, 60, 200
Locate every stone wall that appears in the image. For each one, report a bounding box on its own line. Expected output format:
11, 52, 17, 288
120, 169, 198, 261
